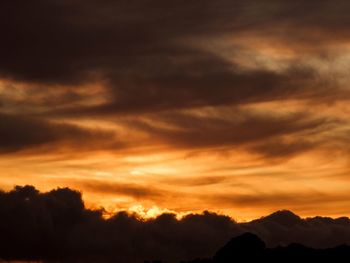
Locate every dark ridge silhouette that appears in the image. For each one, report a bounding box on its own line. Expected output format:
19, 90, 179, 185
1, 186, 350, 262
213, 232, 265, 262
254, 210, 304, 227
184, 233, 350, 263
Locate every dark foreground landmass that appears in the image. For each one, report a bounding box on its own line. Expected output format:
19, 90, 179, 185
1, 186, 350, 262
181, 232, 350, 263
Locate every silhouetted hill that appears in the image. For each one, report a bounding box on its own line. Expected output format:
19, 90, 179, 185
254, 210, 304, 227
213, 233, 265, 262
184, 233, 350, 263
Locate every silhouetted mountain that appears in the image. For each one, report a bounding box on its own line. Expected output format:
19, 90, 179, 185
255, 210, 303, 227
1, 186, 350, 262
184, 233, 350, 263
307, 215, 350, 226
213, 233, 265, 262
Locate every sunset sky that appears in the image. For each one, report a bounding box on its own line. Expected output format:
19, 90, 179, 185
1, 0, 350, 220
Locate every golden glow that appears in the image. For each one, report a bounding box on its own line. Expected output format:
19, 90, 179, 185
2, 31, 350, 221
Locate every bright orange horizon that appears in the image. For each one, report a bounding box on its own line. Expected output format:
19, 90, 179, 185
1, 1, 350, 221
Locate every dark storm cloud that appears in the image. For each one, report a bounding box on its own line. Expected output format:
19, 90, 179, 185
0, 113, 117, 153
2, 186, 350, 262
1, 0, 350, 116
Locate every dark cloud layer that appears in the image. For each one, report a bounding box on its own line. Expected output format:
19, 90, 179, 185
0, 113, 116, 153
1, 0, 350, 115
79, 179, 166, 200
2, 186, 350, 263
1, 0, 349, 157
130, 110, 331, 158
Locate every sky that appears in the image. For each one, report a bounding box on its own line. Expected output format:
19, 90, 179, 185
1, 0, 350, 221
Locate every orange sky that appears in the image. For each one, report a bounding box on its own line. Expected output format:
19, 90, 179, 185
1, 1, 350, 221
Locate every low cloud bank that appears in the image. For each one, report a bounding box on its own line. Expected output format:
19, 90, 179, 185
1, 186, 350, 262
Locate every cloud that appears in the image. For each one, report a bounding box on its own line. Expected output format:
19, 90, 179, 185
127, 109, 331, 157
1, 186, 350, 262
1, 0, 349, 161
1, 0, 350, 116
1, 5, 350, 260
209, 191, 343, 209
0, 113, 118, 153
248, 138, 316, 159
78, 179, 166, 200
